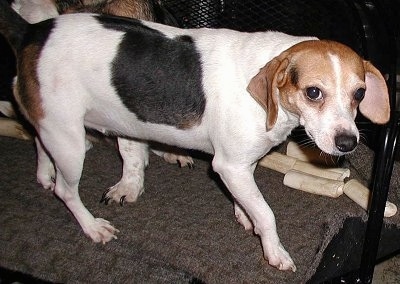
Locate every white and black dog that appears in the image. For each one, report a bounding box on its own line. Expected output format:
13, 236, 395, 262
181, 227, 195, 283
0, 0, 389, 271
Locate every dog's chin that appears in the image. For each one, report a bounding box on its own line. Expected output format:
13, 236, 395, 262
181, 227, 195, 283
323, 147, 354, 157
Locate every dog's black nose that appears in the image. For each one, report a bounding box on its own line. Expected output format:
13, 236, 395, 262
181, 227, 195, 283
335, 134, 357, 153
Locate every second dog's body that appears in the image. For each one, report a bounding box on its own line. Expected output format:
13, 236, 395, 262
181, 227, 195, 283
0, 1, 389, 272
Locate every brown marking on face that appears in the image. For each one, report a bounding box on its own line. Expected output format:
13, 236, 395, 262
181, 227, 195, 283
277, 40, 367, 117
247, 39, 388, 131
16, 44, 44, 125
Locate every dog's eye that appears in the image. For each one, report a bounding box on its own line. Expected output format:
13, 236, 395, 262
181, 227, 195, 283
305, 87, 323, 101
354, 88, 366, 102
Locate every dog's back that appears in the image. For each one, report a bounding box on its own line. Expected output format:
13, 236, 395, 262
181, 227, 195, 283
0, 4, 211, 149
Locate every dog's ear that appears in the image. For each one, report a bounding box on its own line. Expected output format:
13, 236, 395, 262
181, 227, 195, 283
247, 56, 290, 131
359, 61, 390, 124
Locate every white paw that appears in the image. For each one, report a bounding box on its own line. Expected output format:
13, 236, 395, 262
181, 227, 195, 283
101, 180, 143, 206
265, 243, 297, 272
84, 218, 119, 244
163, 153, 194, 168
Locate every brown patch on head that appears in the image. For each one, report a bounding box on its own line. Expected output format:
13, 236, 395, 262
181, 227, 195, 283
16, 44, 44, 125
247, 39, 389, 130
289, 66, 299, 86
274, 40, 369, 114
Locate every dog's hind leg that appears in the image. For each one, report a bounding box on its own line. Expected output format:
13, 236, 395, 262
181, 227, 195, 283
38, 121, 118, 243
101, 137, 148, 206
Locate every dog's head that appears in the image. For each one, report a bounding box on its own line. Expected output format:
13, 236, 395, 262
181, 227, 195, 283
247, 40, 390, 156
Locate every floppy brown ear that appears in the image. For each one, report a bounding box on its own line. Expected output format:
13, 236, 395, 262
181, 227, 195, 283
359, 61, 390, 124
247, 56, 290, 131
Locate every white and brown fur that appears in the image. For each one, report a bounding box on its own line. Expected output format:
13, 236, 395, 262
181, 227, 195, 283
0, 1, 390, 272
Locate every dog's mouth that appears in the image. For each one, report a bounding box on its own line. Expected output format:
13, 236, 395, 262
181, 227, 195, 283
304, 128, 358, 156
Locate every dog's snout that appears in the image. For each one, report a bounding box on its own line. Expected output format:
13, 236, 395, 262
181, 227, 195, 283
335, 134, 357, 153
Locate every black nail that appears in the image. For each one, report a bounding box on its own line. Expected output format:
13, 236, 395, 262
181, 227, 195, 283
100, 188, 111, 203
120, 196, 126, 206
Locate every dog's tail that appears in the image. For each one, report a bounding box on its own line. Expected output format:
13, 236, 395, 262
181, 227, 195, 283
0, 0, 29, 52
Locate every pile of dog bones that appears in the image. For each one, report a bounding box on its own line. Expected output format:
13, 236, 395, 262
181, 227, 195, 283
259, 141, 397, 218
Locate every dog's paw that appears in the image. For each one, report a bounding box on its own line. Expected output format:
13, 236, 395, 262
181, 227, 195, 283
265, 243, 297, 272
100, 181, 144, 206
163, 152, 194, 168
84, 218, 119, 244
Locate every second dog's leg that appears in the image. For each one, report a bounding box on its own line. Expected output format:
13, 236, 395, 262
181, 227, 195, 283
151, 148, 194, 168
101, 138, 148, 206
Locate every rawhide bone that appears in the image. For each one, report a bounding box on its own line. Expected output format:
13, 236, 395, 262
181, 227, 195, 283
258, 151, 397, 217
0, 117, 31, 140
283, 170, 344, 198
343, 179, 397, 218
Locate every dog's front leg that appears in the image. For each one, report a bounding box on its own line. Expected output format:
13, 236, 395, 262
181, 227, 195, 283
101, 137, 148, 206
212, 158, 296, 272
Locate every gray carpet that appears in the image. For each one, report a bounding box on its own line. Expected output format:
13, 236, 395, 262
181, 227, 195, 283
0, 136, 399, 283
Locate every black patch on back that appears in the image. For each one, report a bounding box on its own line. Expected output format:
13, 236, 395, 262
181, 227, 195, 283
97, 16, 206, 129
175, 35, 194, 44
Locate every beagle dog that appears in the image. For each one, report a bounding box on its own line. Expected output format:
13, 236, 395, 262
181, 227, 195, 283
0, 1, 390, 272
